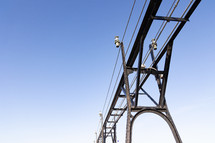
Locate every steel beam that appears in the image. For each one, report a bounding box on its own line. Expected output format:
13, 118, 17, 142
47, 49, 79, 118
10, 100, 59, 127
134, 36, 144, 107
139, 0, 201, 89
149, 45, 162, 93
140, 88, 158, 106
96, 1, 201, 143
103, 0, 162, 126
159, 42, 173, 107
152, 16, 188, 22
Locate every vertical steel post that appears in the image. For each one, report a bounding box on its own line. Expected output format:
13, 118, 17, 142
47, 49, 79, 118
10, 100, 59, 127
120, 42, 132, 143
135, 36, 144, 107
149, 44, 162, 93
104, 126, 106, 143
159, 41, 173, 107
114, 125, 117, 143
111, 126, 116, 143
99, 112, 104, 143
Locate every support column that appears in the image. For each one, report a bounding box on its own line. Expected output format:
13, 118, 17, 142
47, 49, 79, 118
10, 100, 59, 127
135, 36, 144, 107
120, 42, 132, 143
149, 44, 162, 92
104, 126, 106, 143
159, 41, 173, 107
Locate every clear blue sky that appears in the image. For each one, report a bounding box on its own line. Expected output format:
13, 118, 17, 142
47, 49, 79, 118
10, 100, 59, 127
0, 0, 214, 143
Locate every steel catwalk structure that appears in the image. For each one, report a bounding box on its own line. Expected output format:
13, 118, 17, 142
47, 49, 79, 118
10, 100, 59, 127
97, 0, 201, 143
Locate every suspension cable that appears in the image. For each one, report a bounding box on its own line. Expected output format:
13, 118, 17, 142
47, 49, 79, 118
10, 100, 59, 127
125, 0, 148, 55
103, 0, 148, 118
138, 1, 194, 92
101, 0, 195, 133
150, 0, 194, 67
101, 0, 136, 115
154, 0, 179, 41
122, 0, 137, 42
101, 50, 120, 114
139, 0, 179, 67
104, 66, 122, 117
105, 0, 189, 129
127, 0, 178, 92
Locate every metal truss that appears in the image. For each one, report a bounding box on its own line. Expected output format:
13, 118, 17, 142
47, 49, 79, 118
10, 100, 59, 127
97, 0, 201, 143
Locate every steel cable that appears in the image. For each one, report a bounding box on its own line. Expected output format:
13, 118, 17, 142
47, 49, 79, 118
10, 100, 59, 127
128, 0, 180, 92
135, 0, 194, 106
122, 0, 137, 42
150, 0, 194, 68
155, 0, 179, 41
101, 0, 136, 115
101, 0, 195, 134
101, 50, 120, 114
104, 0, 148, 118
138, 0, 194, 90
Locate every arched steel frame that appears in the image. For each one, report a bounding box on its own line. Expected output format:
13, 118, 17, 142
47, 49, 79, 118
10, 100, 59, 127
96, 0, 201, 143
130, 108, 182, 143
